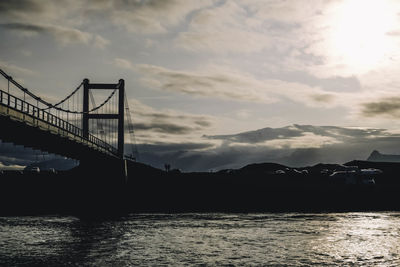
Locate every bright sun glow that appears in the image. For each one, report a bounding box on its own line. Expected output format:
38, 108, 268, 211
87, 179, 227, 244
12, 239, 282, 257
329, 0, 398, 73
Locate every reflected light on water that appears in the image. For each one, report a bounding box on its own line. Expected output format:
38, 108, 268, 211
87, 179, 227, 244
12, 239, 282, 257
1, 213, 400, 265
311, 213, 400, 265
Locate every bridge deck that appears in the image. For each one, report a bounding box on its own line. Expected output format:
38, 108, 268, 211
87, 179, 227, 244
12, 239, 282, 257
0, 89, 119, 159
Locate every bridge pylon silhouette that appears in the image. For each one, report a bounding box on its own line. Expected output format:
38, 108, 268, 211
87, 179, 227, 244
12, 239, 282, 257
82, 79, 125, 158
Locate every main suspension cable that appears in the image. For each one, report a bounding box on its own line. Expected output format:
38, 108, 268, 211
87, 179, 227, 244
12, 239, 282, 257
0, 68, 118, 114
42, 82, 83, 111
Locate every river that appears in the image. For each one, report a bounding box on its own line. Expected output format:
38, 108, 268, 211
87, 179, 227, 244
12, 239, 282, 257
1, 212, 399, 266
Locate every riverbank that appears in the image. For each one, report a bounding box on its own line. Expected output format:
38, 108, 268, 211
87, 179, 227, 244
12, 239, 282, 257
1, 160, 400, 215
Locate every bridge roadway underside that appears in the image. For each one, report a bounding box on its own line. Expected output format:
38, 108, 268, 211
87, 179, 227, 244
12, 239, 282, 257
0, 108, 117, 162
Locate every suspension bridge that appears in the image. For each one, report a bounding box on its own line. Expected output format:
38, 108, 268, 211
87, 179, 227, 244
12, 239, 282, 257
0, 69, 139, 177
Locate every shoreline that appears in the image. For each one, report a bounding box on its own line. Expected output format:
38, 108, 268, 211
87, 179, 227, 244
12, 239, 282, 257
1, 160, 400, 215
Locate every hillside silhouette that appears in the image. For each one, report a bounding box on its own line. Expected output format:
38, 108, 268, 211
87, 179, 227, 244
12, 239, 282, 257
2, 156, 400, 216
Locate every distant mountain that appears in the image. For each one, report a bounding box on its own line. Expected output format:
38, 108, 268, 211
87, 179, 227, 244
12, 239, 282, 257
140, 124, 400, 171
367, 150, 400, 163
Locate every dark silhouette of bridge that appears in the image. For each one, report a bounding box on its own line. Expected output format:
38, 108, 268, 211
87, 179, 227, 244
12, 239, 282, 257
0, 69, 138, 173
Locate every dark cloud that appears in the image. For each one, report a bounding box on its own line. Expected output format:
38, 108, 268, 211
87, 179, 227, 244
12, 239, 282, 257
206, 126, 303, 143
1, 23, 47, 33
137, 142, 213, 153
0, 0, 44, 14
0, 22, 92, 45
132, 105, 214, 135
133, 122, 193, 135
114, 0, 181, 10
361, 98, 400, 118
90, 111, 212, 136
0, 1, 111, 47
136, 110, 211, 124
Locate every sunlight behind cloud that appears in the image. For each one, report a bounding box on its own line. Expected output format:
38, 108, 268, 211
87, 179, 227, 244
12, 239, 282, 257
326, 0, 398, 74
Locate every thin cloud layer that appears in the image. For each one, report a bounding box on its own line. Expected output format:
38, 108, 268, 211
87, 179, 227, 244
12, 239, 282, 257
110, 0, 212, 34
135, 64, 277, 103
0, 60, 37, 76
133, 62, 351, 109
176, 1, 273, 53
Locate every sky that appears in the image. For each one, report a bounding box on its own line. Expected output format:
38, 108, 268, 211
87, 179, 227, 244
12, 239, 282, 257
2, 0, 400, 171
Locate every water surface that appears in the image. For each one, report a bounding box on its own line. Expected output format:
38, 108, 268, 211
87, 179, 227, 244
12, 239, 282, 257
1, 213, 400, 266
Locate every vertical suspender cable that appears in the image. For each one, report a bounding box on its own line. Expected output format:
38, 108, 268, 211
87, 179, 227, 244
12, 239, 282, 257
113, 94, 115, 148
115, 94, 117, 148
108, 97, 110, 145
108, 100, 110, 146
79, 88, 82, 131
72, 88, 75, 127
76, 89, 78, 127
105, 100, 108, 145
67, 98, 69, 129
110, 95, 112, 146
60, 103, 62, 122
107, 96, 109, 145
89, 94, 92, 138
110, 98, 111, 146
114, 94, 116, 148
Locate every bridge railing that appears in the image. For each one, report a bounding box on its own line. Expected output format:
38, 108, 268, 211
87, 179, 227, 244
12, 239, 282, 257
0, 89, 118, 156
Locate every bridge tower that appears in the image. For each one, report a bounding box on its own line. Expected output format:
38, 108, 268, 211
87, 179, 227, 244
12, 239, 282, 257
82, 79, 125, 158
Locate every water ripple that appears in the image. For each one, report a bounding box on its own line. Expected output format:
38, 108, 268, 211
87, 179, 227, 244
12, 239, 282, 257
0, 212, 400, 266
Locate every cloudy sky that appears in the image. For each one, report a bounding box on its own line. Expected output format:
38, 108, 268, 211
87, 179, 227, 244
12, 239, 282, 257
2, 0, 400, 171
